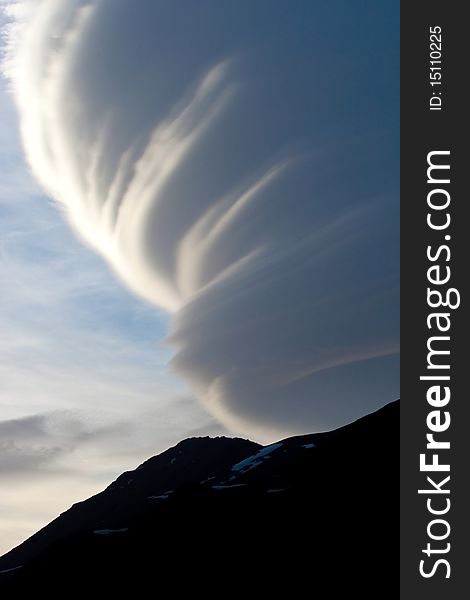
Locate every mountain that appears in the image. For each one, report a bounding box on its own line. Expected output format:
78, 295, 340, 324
0, 400, 399, 596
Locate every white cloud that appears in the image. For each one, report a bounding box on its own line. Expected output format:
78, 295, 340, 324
0, 60, 224, 554
2, 1, 399, 441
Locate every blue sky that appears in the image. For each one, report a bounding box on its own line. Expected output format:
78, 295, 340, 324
0, 1, 399, 555
0, 65, 225, 554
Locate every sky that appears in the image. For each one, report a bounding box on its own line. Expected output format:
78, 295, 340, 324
0, 1, 399, 555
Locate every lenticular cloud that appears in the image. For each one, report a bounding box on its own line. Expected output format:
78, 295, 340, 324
3, 1, 399, 438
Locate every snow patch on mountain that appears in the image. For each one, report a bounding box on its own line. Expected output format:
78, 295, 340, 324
231, 443, 283, 473
93, 528, 129, 535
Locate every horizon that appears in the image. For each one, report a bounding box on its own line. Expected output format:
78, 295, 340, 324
1, 398, 399, 562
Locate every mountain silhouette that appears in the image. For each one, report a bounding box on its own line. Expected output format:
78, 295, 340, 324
0, 400, 399, 596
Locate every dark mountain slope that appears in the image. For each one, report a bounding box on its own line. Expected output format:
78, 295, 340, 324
0, 436, 259, 570
0, 401, 399, 596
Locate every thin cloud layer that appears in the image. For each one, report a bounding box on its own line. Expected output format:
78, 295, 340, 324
0, 412, 132, 476
3, 1, 399, 437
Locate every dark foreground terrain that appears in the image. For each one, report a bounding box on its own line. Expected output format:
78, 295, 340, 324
0, 401, 399, 596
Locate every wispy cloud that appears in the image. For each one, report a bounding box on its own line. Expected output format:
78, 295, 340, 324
0, 0, 399, 553
0, 65, 224, 554
2, 1, 399, 440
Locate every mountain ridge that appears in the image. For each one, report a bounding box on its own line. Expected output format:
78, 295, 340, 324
0, 400, 399, 595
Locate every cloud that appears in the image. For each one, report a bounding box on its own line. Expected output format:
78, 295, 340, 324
3, 1, 399, 437
0, 61, 226, 553
0, 412, 136, 477
0, 412, 82, 473
0, 409, 132, 555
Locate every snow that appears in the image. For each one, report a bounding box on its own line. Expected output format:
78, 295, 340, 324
0, 565, 23, 574
212, 484, 247, 490
200, 475, 216, 484
231, 443, 283, 473
302, 443, 316, 449
93, 528, 128, 535
147, 494, 169, 500
170, 457, 176, 464
266, 488, 286, 493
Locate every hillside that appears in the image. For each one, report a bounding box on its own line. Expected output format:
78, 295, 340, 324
0, 401, 399, 595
